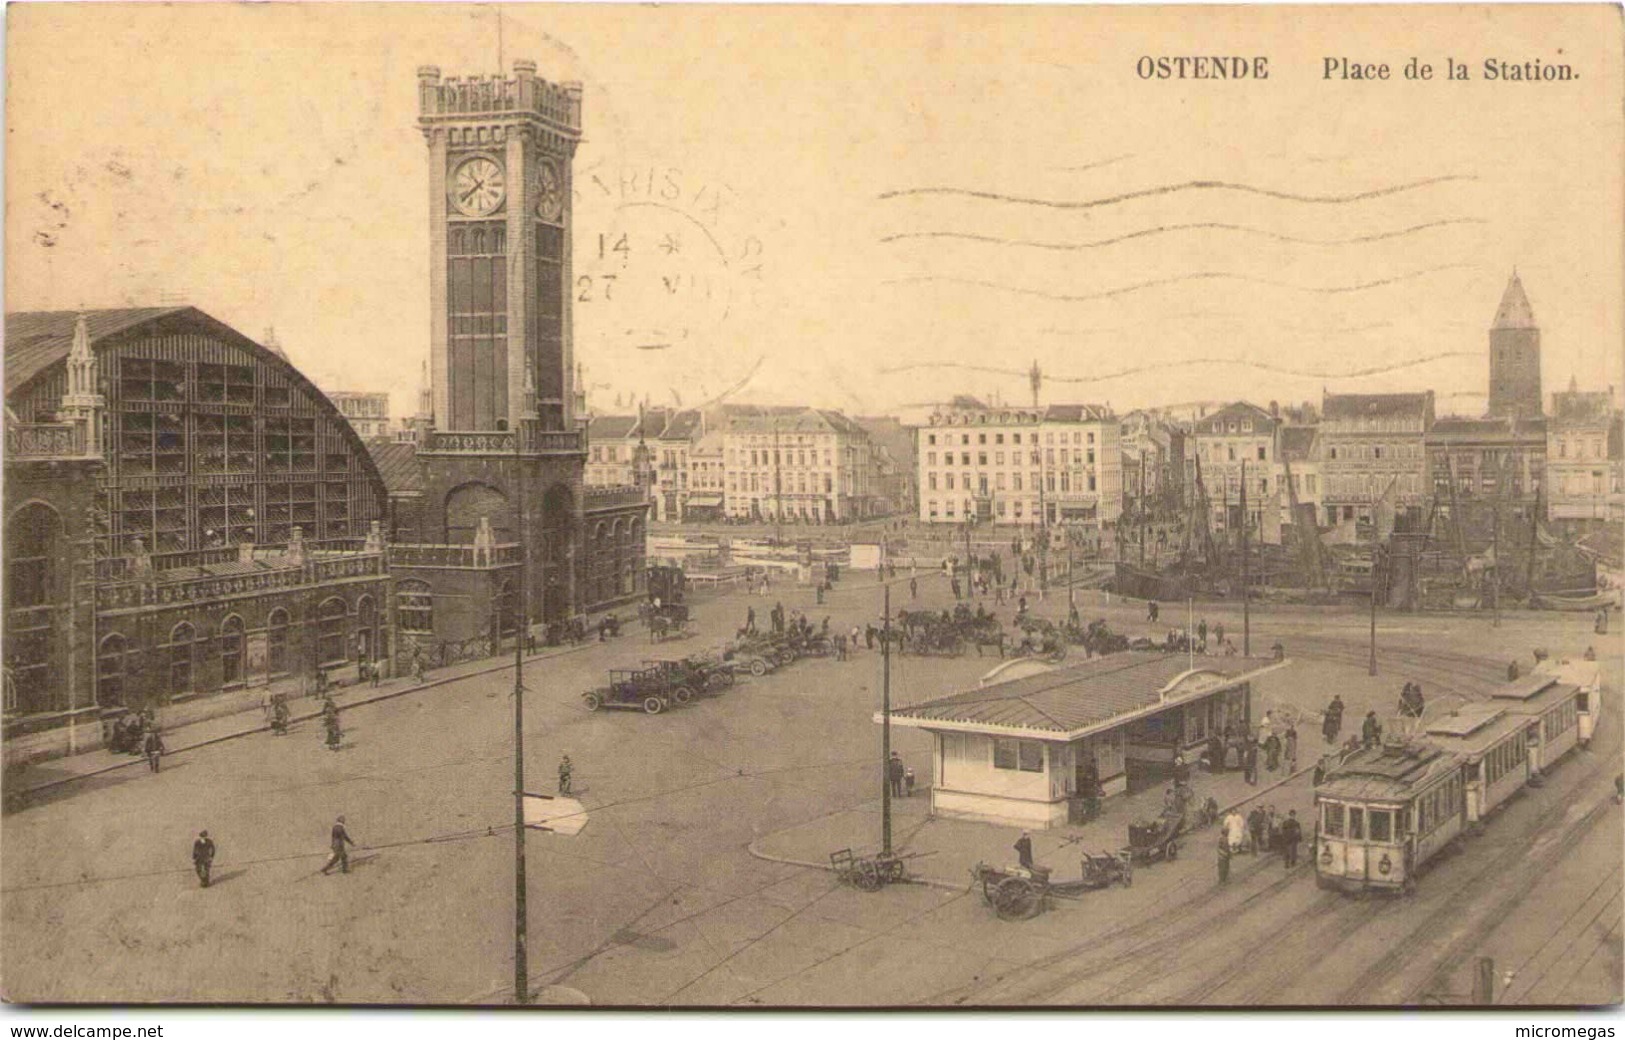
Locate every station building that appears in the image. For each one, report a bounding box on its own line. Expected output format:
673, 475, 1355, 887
881, 653, 1287, 829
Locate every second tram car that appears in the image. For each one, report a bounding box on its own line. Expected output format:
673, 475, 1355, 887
1315, 675, 1587, 895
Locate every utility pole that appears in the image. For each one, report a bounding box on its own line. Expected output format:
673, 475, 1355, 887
773, 416, 783, 546
511, 426, 529, 1005
1492, 502, 1501, 628
1139, 453, 1147, 568
881, 580, 893, 856
1368, 491, 1379, 676
1240, 459, 1250, 657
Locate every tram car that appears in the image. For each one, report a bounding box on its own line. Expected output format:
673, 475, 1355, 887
1534, 657, 1601, 749
1492, 674, 1584, 777
1314, 675, 1587, 896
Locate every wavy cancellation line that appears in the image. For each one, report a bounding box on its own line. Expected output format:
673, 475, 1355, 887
884, 264, 1476, 302
879, 352, 1482, 385
876, 174, 1475, 210
879, 218, 1486, 252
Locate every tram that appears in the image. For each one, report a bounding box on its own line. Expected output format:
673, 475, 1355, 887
1315, 674, 1586, 895
1536, 657, 1601, 749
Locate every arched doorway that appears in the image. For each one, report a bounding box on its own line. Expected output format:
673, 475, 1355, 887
317, 597, 348, 668
267, 609, 290, 677
356, 596, 376, 666
219, 615, 245, 688
97, 633, 128, 708
167, 622, 196, 698
5, 502, 64, 712
541, 484, 574, 622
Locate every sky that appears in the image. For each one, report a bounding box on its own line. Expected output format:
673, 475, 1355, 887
7, 4, 1623, 422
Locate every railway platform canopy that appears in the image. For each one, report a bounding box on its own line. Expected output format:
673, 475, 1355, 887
880, 652, 1289, 829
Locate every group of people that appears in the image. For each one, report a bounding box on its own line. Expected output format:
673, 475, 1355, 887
1201, 719, 1297, 786
887, 751, 916, 799
1217, 804, 1303, 883
108, 708, 165, 771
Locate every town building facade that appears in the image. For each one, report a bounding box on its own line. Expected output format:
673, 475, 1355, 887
1546, 380, 1623, 529
1319, 392, 1435, 526
722, 408, 875, 522
914, 400, 1122, 528
327, 390, 393, 439
1275, 424, 1323, 532
1189, 402, 1277, 535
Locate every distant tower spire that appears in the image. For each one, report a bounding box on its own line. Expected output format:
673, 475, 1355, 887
1029, 360, 1042, 409
1488, 271, 1543, 420
263, 326, 287, 360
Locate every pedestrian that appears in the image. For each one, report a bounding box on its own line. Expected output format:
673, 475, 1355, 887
324, 711, 342, 752
1217, 830, 1232, 884
414, 654, 428, 684
816, 584, 825, 605
1247, 806, 1266, 854
1280, 809, 1303, 868
746, 606, 756, 634
1361, 711, 1382, 749
1264, 732, 1282, 773
904, 767, 916, 797
192, 830, 216, 888
1284, 726, 1298, 773
950, 577, 961, 600
321, 816, 356, 875
888, 751, 905, 799
370, 659, 382, 687
1596, 608, 1609, 636
1215, 622, 1225, 646
850, 625, 862, 652
558, 754, 573, 794
1148, 600, 1160, 623
1014, 831, 1035, 870
1017, 596, 1028, 617
1207, 733, 1226, 773
1223, 808, 1246, 853
1324, 694, 1345, 744
271, 699, 290, 736
1172, 750, 1191, 786
910, 577, 918, 600
1264, 805, 1279, 852
1244, 741, 1259, 786
1198, 619, 1208, 645
865, 623, 877, 650
143, 727, 165, 773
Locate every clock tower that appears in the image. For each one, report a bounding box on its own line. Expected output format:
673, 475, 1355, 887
418, 61, 579, 433
409, 61, 590, 624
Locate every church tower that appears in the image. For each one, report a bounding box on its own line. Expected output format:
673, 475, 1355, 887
1488, 272, 1543, 420
411, 61, 588, 623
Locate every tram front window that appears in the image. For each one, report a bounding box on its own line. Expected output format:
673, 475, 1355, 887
1368, 810, 1392, 842
1347, 807, 1365, 840
1323, 803, 1344, 837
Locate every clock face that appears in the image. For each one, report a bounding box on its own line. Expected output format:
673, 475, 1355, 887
451, 157, 505, 217
535, 158, 564, 223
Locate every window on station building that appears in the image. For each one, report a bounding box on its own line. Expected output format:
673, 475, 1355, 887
219, 616, 244, 688
317, 597, 349, 667
267, 609, 291, 675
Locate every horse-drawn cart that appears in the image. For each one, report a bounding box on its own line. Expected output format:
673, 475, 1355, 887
970, 849, 1133, 920
830, 848, 913, 891
1126, 811, 1184, 866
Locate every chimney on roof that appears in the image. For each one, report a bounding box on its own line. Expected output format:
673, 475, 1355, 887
1269, 400, 1279, 419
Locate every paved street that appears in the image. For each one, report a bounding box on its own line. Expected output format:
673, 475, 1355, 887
2, 574, 1619, 1005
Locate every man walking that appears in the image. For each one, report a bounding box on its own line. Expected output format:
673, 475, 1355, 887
1284, 725, 1299, 774
1323, 694, 1345, 745
909, 577, 918, 600
1279, 809, 1303, 868
888, 752, 905, 799
1247, 806, 1267, 854
1217, 830, 1232, 885
1362, 710, 1382, 749
321, 816, 356, 875
746, 606, 756, 635
1244, 740, 1259, 786
191, 830, 216, 888
143, 726, 165, 773
558, 755, 573, 795
1148, 600, 1159, 623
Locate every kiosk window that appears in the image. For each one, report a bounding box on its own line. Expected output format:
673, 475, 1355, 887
1018, 741, 1045, 773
